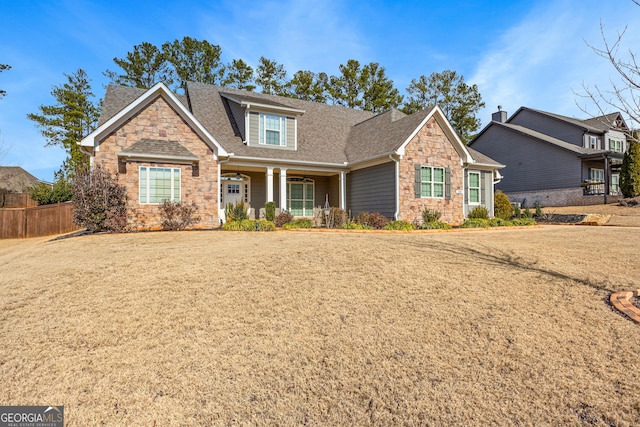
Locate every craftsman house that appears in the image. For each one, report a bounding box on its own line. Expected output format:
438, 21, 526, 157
469, 107, 629, 207
80, 82, 503, 228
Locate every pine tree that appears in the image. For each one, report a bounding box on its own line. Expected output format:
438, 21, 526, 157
620, 138, 640, 198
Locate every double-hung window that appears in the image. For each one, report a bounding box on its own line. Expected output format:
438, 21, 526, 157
420, 166, 445, 198
589, 136, 600, 149
259, 113, 286, 146
468, 171, 481, 204
287, 178, 314, 217
139, 166, 181, 204
609, 139, 622, 152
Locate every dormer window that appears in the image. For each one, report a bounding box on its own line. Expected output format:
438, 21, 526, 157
260, 113, 286, 146
589, 136, 600, 149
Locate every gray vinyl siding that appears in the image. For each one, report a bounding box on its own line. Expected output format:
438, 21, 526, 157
471, 125, 582, 192
247, 111, 296, 150
510, 109, 586, 147
347, 162, 395, 218
227, 100, 246, 141
249, 112, 259, 145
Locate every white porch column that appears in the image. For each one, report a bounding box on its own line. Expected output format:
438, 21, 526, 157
339, 171, 347, 210
266, 167, 274, 202
279, 168, 288, 211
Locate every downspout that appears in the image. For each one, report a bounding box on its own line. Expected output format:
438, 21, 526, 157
389, 154, 400, 220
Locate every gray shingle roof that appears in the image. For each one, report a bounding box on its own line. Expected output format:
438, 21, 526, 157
467, 147, 504, 167
495, 122, 602, 155
0, 166, 44, 192
186, 81, 374, 164
99, 85, 189, 126
119, 139, 199, 161
519, 107, 604, 134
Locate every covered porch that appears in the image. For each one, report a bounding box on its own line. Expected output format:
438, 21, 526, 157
580, 152, 624, 202
219, 162, 348, 219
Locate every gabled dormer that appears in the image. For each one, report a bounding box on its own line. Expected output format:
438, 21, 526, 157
220, 92, 304, 150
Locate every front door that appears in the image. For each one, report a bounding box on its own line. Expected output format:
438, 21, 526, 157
224, 182, 243, 206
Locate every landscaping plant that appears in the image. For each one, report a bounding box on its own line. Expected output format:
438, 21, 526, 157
383, 220, 415, 231
159, 200, 201, 231
274, 210, 294, 227
71, 165, 127, 232
467, 205, 489, 220
264, 201, 276, 222
494, 190, 513, 220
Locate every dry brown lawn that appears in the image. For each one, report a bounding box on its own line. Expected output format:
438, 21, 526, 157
1, 226, 640, 426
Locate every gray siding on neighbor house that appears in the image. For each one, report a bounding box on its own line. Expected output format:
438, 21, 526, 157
471, 125, 582, 193
247, 112, 296, 150
510, 109, 585, 147
347, 162, 396, 218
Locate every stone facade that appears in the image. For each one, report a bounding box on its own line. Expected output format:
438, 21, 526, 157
398, 117, 465, 224
94, 96, 219, 229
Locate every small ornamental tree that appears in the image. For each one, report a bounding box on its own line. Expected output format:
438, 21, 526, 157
620, 140, 640, 198
72, 166, 127, 232
494, 190, 514, 220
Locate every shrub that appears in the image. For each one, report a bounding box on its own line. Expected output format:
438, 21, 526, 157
422, 221, 452, 230
71, 166, 127, 232
264, 201, 276, 222
489, 218, 511, 227
282, 218, 314, 229
342, 222, 373, 230
510, 218, 537, 226
383, 220, 415, 231
221, 219, 275, 231
355, 211, 389, 230
523, 206, 533, 219
461, 218, 490, 228
494, 190, 513, 220
621, 139, 640, 198
468, 206, 489, 219
225, 200, 248, 222
422, 208, 442, 223
324, 207, 347, 228
159, 200, 201, 231
535, 202, 543, 217
274, 210, 294, 227
29, 177, 72, 205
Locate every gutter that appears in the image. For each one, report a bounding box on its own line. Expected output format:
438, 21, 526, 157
389, 154, 400, 220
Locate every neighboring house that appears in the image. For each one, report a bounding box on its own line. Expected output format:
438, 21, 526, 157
0, 166, 45, 193
80, 82, 504, 229
469, 107, 629, 207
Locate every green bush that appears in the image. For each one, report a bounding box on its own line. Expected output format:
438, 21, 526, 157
225, 200, 248, 222
383, 220, 415, 231
461, 218, 490, 228
510, 218, 537, 226
30, 177, 73, 205
221, 219, 275, 231
354, 211, 389, 230
274, 211, 294, 227
264, 201, 276, 222
422, 208, 442, 223
341, 222, 373, 230
621, 139, 640, 198
282, 218, 314, 229
422, 221, 451, 230
523, 206, 533, 219
468, 205, 489, 219
494, 190, 513, 220
489, 218, 511, 227
535, 202, 543, 217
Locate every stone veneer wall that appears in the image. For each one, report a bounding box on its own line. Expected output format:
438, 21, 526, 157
398, 117, 465, 224
94, 96, 219, 229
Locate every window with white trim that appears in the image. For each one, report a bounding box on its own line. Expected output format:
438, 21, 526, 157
287, 177, 314, 217
468, 171, 481, 204
420, 166, 445, 198
259, 113, 286, 146
609, 139, 623, 152
139, 167, 180, 204
611, 174, 620, 194
589, 136, 601, 149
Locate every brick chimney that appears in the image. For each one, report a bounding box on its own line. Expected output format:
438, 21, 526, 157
492, 105, 507, 123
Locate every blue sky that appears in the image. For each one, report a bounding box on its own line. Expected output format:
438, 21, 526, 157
1, 0, 639, 181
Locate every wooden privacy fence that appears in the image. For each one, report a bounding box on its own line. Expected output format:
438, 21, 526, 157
0, 202, 81, 239
1, 192, 38, 208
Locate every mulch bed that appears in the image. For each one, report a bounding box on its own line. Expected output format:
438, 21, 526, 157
535, 214, 587, 224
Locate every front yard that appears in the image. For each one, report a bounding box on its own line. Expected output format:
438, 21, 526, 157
1, 227, 639, 425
